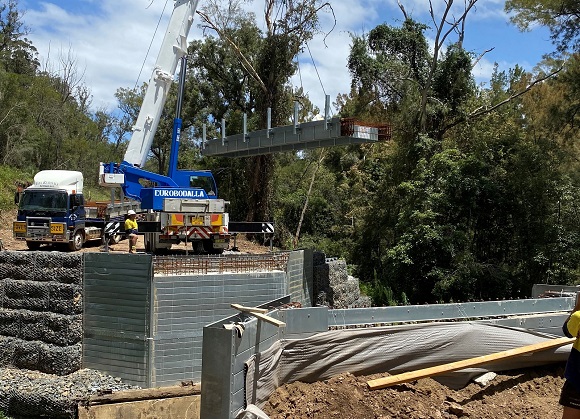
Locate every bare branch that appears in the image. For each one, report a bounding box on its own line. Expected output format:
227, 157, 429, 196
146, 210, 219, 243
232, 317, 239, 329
418, 0, 454, 131
397, 0, 408, 20
0, 102, 23, 127
472, 47, 494, 69
285, 3, 334, 39
458, 0, 467, 47
196, 10, 268, 94
438, 1, 477, 50
294, 150, 326, 249
429, 0, 439, 33
265, 0, 274, 34
469, 67, 562, 118
442, 67, 563, 133
319, 3, 337, 48
57, 44, 87, 104
418, 0, 479, 132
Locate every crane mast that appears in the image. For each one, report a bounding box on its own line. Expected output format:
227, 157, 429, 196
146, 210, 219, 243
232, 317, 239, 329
124, 0, 200, 167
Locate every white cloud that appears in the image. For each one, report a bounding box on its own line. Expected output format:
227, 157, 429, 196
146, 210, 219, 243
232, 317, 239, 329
293, 31, 353, 113
379, 0, 507, 22
25, 0, 171, 110
472, 56, 496, 83
21, 0, 552, 117
290, 1, 385, 113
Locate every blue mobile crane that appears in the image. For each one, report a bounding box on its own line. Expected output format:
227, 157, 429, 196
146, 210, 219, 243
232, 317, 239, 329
99, 0, 230, 254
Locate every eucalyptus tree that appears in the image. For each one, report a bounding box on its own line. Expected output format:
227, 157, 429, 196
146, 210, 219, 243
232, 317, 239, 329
345, 2, 479, 303
512, 56, 580, 285
344, 1, 572, 305
0, 0, 39, 76
193, 0, 333, 222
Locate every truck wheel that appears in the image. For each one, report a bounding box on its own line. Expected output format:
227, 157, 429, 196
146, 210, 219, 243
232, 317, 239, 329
68, 231, 84, 251
26, 241, 41, 250
192, 240, 205, 254
202, 239, 223, 255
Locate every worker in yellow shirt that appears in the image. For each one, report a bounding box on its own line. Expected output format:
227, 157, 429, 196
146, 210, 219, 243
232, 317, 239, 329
561, 292, 580, 419
124, 210, 138, 253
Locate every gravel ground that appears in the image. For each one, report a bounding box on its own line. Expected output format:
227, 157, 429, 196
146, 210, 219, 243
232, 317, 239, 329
0, 367, 139, 418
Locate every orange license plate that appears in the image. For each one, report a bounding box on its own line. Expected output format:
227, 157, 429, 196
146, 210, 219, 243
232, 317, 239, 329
50, 224, 65, 234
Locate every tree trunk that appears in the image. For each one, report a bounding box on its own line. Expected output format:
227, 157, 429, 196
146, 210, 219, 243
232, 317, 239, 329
293, 151, 325, 248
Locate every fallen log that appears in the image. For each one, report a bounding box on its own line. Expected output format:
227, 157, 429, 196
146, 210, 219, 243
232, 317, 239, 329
367, 336, 574, 390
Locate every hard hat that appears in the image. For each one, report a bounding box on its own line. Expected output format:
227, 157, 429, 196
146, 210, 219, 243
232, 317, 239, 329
128, 210, 136, 215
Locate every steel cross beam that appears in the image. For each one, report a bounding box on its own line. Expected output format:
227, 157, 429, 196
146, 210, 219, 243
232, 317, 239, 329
201, 117, 391, 158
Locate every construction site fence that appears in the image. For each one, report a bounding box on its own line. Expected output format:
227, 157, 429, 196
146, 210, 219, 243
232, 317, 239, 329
152, 252, 290, 276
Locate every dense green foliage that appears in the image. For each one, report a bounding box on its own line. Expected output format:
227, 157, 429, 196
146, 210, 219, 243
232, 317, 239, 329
505, 0, 580, 52
0, 164, 29, 209
340, 14, 580, 304
1, 0, 578, 305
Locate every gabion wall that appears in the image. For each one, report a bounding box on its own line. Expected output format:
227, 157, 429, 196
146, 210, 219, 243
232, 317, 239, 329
0, 251, 82, 375
0, 251, 138, 419
313, 251, 371, 308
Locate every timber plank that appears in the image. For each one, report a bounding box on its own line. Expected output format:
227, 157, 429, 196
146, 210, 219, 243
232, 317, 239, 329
367, 336, 574, 390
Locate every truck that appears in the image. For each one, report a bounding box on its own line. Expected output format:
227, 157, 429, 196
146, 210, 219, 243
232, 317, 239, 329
12, 170, 139, 251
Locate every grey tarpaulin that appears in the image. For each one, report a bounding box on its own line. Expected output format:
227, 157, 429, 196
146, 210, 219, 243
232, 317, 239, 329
236, 404, 270, 419
245, 322, 571, 408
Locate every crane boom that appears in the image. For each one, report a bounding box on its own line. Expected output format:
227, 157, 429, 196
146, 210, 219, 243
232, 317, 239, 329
124, 0, 200, 167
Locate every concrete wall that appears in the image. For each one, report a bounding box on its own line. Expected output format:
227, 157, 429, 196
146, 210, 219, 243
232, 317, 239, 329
83, 253, 153, 386
151, 270, 287, 386
201, 298, 314, 419
83, 251, 310, 387
287, 249, 313, 307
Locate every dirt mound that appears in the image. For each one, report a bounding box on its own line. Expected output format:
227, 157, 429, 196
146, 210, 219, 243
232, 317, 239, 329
263, 364, 566, 418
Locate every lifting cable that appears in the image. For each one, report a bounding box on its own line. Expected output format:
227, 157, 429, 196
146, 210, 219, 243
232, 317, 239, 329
134, 0, 171, 91
296, 57, 304, 94
305, 42, 333, 117
306, 42, 327, 98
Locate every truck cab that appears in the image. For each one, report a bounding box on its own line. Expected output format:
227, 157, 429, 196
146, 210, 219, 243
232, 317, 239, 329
13, 170, 90, 251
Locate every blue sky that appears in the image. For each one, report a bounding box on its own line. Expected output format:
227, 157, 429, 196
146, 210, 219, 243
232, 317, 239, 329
20, 0, 555, 113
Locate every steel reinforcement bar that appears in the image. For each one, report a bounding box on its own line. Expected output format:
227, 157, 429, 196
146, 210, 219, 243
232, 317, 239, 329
152, 253, 290, 275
